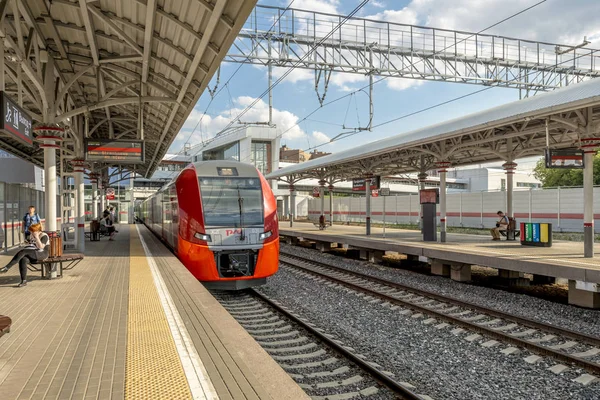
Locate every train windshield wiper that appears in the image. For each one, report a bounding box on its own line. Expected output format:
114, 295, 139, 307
237, 187, 245, 241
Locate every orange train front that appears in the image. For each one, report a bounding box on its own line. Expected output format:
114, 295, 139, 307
140, 160, 279, 289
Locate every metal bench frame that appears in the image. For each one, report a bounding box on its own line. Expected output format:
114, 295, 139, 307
27, 254, 84, 278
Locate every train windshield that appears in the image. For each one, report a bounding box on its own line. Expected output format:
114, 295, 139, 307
199, 177, 264, 227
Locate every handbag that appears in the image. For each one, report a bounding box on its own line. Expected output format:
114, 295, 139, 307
495, 223, 500, 228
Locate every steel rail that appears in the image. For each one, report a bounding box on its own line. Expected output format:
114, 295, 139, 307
249, 288, 423, 400
281, 251, 600, 346
279, 253, 600, 375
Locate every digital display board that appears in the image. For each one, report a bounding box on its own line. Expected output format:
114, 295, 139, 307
420, 189, 439, 204
85, 139, 144, 164
545, 148, 584, 169
352, 176, 380, 191
0, 91, 33, 146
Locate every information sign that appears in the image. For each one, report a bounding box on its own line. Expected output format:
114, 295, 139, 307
312, 187, 320, 198
545, 148, 584, 169
379, 188, 390, 196
106, 188, 115, 201
85, 139, 144, 164
352, 176, 380, 191
0, 91, 33, 146
420, 188, 439, 204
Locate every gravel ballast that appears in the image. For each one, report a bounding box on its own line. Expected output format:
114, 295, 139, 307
280, 244, 600, 338
257, 244, 600, 400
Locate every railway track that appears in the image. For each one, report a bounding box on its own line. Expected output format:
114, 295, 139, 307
212, 289, 425, 400
279, 251, 600, 379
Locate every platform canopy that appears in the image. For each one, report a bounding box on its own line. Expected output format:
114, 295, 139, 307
0, 0, 256, 177
267, 78, 600, 182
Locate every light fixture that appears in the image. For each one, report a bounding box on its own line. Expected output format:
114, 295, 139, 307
194, 232, 212, 242
259, 230, 272, 240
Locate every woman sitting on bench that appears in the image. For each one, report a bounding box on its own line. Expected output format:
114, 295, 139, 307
0, 223, 49, 287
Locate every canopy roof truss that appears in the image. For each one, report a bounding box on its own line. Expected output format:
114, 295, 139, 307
267, 79, 600, 183
0, 0, 256, 177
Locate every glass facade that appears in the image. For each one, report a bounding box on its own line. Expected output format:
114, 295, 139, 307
0, 181, 49, 251
251, 141, 271, 175
202, 141, 240, 162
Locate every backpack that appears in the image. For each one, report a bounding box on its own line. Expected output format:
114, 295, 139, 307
23, 213, 40, 229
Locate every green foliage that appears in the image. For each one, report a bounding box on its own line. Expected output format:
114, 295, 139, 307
533, 155, 600, 187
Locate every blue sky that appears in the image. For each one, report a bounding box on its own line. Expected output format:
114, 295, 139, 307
167, 0, 600, 170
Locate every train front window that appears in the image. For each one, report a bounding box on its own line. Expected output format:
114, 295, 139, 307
199, 177, 264, 227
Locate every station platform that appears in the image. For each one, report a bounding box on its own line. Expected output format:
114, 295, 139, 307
280, 222, 600, 308
0, 225, 307, 400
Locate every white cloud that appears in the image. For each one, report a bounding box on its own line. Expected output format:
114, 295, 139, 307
365, 7, 419, 25
272, 67, 313, 84
311, 130, 330, 145
292, 0, 340, 14
370, 0, 385, 8
386, 78, 425, 91
170, 96, 311, 153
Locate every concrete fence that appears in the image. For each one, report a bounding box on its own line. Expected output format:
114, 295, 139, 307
307, 187, 600, 233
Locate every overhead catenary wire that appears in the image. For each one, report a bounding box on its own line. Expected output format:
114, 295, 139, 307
229, 0, 551, 162
209, 0, 373, 141
160, 0, 299, 179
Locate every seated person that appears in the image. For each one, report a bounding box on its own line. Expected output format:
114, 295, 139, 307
0, 223, 49, 287
490, 210, 509, 241
100, 213, 116, 241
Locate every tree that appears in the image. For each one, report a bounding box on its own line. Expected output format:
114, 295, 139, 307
533, 154, 600, 187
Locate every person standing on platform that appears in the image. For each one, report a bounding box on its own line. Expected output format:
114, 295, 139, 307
22, 206, 42, 243
0, 223, 49, 287
109, 206, 118, 233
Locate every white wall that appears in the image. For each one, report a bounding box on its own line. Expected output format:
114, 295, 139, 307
307, 187, 600, 233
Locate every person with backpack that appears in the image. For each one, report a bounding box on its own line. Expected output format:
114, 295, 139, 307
0, 223, 49, 287
23, 206, 42, 242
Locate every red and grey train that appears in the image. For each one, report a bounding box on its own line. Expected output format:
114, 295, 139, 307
140, 160, 279, 289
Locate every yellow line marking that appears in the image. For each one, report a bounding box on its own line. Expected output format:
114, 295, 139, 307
126, 227, 192, 400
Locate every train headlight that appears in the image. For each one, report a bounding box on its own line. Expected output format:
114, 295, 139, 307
259, 230, 272, 241
194, 232, 212, 242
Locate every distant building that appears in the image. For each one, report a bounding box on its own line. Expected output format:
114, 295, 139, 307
308, 149, 331, 160
280, 145, 309, 163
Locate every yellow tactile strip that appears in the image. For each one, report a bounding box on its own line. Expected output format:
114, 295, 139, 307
126, 228, 193, 400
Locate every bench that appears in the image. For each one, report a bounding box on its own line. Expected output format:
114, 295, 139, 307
500, 218, 520, 241
84, 231, 107, 241
0, 315, 11, 337
28, 253, 84, 278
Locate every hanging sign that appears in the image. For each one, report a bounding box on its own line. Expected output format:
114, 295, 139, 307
379, 188, 391, 196
544, 148, 584, 169
312, 187, 320, 198
371, 189, 379, 197
352, 176, 380, 191
106, 188, 115, 201
0, 92, 33, 146
85, 139, 144, 164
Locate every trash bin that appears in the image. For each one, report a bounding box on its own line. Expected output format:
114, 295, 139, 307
520, 222, 552, 247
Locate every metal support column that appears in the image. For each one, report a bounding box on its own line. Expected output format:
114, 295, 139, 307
504, 162, 517, 219
365, 174, 372, 236
328, 184, 334, 226
289, 184, 296, 228
437, 162, 450, 242
72, 160, 85, 253
418, 171, 428, 232
91, 173, 98, 219
318, 179, 326, 220
581, 137, 599, 258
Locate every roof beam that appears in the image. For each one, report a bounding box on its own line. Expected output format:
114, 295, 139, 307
78, 0, 99, 65
87, 5, 143, 56
57, 96, 178, 122
147, 0, 228, 173
142, 0, 157, 84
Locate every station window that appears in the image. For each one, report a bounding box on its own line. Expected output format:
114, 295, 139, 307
251, 141, 271, 175
202, 141, 240, 161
